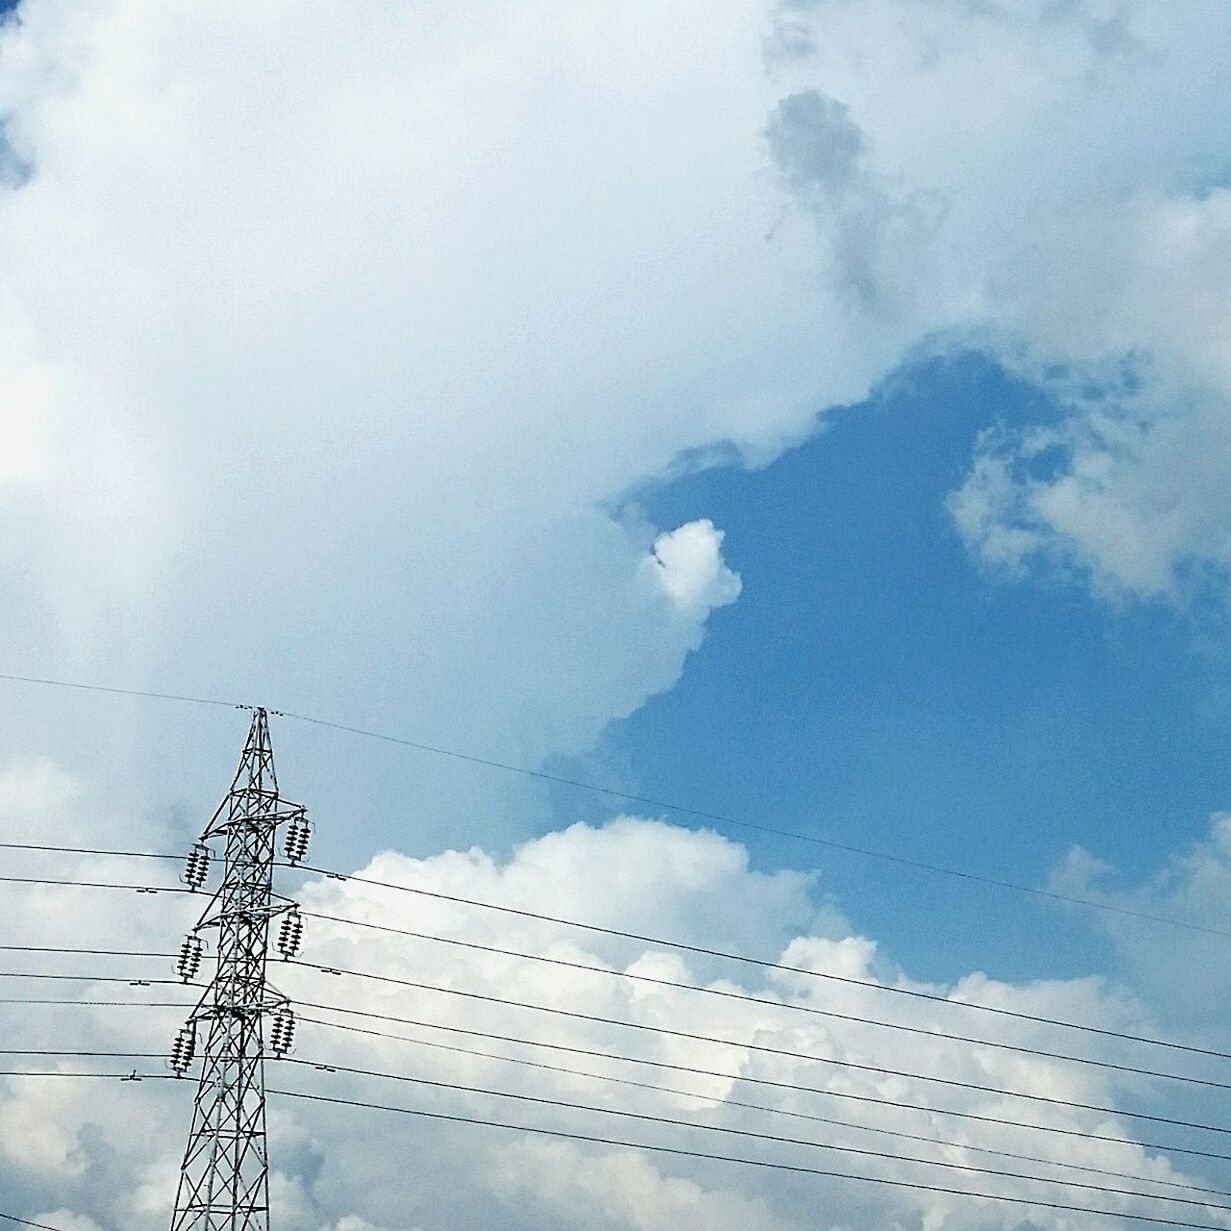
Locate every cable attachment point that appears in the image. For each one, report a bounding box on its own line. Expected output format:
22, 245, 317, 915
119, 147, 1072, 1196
276, 907, 304, 960
184, 843, 210, 891
269, 1009, 296, 1056
175, 934, 204, 983
170, 1026, 196, 1076
283, 811, 312, 865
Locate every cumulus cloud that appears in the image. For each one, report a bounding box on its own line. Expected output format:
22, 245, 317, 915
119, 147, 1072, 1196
0, 0, 814, 842
765, 0, 1231, 608
644, 520, 743, 622
1, 806, 1220, 1230
2, 0, 1223, 841
1049, 812, 1231, 1035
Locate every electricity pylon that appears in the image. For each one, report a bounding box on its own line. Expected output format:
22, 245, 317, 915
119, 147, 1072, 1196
169, 707, 311, 1231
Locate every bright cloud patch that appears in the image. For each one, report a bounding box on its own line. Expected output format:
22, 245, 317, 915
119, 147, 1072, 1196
0, 788, 1216, 1230
765, 0, 1231, 605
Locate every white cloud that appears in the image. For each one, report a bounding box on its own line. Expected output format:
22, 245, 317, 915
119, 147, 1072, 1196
0, 0, 815, 840
2, 0, 1226, 838
644, 520, 743, 622
1, 811, 1215, 1230
764, 1, 1231, 607
1048, 812, 1231, 1035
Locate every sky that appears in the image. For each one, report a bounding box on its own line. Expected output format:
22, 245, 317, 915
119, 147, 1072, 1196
3, 1, 1231, 1229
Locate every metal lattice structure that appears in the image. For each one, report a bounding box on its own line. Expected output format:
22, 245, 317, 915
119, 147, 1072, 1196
170, 708, 307, 1231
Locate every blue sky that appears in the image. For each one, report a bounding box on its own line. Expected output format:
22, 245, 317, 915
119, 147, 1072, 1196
4, 4, 1231, 1228
602, 353, 1231, 983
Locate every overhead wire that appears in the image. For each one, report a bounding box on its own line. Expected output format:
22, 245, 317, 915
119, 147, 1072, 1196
0, 1050, 166, 1059
271, 1086, 1231, 1231
295, 1014, 1231, 1196
297, 1009, 1231, 1167
0, 971, 187, 987
0, 669, 1221, 940
1, 1212, 89, 1231
0, 944, 194, 959
8, 840, 1219, 1066
293, 910, 1231, 1089
292, 873, 1231, 1061
0, 998, 193, 1009
0, 840, 183, 862
0, 874, 191, 895
281, 1054, 1231, 1215
282, 959, 1231, 1132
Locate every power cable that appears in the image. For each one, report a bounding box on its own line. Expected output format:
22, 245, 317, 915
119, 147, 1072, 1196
0, 1050, 165, 1058
0, 998, 192, 1009
295, 911, 1231, 1089
293, 875, 1229, 1061
283, 963, 1231, 1134
1, 1213, 87, 1231
0, 670, 1219, 940
0, 841, 183, 862
284, 1052, 1231, 1210
294, 1014, 1231, 1199
0, 874, 190, 895
0, 1070, 171, 1080
0, 838, 1216, 1064
270, 708, 1231, 940
0, 945, 191, 959
0, 672, 247, 711
0, 971, 186, 987
298, 1010, 1231, 1168
270, 1087, 1231, 1231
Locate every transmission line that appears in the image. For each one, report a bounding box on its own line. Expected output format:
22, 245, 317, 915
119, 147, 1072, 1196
0, 874, 190, 895
298, 1010, 1231, 1168
302, 1022, 1231, 1201
0, 971, 187, 986
0, 1050, 165, 1058
283, 1053, 1231, 1213
282, 962, 1231, 1133
0, 841, 183, 861
292, 914, 1231, 1089
0, 944, 191, 959
0, 669, 1219, 940
1, 1213, 85, 1231
271, 1086, 1231, 1231
10, 839, 1215, 1064
0, 998, 192, 1009
292, 874, 1229, 1061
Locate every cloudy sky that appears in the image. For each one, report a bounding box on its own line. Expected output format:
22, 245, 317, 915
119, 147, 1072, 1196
3, 1, 1231, 1228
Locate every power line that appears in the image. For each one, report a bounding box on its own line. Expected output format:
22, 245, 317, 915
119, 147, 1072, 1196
0, 874, 191, 895
18, 837, 1214, 1062
298, 1010, 1231, 1166
0, 944, 189, 959
1, 1213, 88, 1231
270, 709, 1231, 939
0, 998, 192, 1009
284, 978, 1231, 1138
294, 1015, 1231, 1201
293, 873, 1230, 1061
0, 1070, 171, 1079
0, 670, 1218, 939
0, 971, 188, 987
0, 1050, 165, 1058
0, 672, 247, 711
0, 841, 182, 862
0, 839, 1218, 1064
279, 960, 1231, 1132
284, 1052, 1231, 1211
271, 1087, 1231, 1231
295, 910, 1231, 1089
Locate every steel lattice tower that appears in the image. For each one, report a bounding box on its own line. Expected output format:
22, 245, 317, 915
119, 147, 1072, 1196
170, 707, 308, 1231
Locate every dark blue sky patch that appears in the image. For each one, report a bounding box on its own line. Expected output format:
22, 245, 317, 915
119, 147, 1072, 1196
547, 353, 1231, 986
